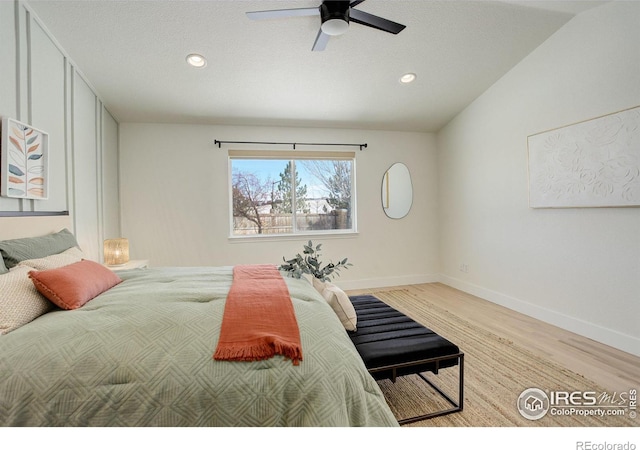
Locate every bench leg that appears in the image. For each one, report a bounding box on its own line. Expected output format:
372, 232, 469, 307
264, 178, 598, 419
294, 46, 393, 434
374, 353, 464, 425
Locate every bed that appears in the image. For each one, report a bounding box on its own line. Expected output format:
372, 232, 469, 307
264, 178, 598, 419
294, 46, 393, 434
0, 224, 398, 427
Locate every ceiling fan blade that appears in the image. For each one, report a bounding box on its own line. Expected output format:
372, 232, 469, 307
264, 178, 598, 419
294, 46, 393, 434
246, 7, 319, 20
349, 8, 406, 34
312, 28, 330, 51
350, 0, 367, 7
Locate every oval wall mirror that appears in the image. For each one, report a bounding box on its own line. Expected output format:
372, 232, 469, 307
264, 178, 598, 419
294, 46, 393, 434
381, 162, 413, 219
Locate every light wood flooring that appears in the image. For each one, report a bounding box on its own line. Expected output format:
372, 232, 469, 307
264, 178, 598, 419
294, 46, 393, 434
346, 283, 639, 393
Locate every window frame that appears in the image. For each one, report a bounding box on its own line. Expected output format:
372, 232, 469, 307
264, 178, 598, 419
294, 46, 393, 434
228, 150, 357, 239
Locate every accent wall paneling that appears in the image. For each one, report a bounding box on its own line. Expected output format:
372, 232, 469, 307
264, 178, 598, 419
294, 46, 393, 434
0, 1, 120, 262
101, 108, 120, 243
30, 19, 66, 211
72, 74, 100, 260
0, 2, 16, 119
0, 1, 20, 213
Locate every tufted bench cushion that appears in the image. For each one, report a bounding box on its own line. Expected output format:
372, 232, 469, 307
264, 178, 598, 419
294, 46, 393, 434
347, 294, 464, 423
348, 295, 460, 380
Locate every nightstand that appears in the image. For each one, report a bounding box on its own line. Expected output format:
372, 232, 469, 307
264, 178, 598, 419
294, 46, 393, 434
105, 259, 149, 272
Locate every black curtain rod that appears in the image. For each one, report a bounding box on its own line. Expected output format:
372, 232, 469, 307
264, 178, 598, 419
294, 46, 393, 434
214, 139, 367, 151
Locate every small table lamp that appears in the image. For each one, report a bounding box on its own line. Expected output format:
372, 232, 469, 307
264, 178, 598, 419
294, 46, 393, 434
104, 238, 130, 266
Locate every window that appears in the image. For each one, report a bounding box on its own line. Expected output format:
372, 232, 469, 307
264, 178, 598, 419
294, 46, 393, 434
229, 151, 356, 236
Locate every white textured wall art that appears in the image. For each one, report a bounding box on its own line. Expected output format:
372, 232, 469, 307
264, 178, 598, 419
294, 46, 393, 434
528, 106, 640, 208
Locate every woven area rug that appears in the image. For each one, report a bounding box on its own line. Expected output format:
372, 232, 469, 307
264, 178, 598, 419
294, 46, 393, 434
371, 289, 637, 427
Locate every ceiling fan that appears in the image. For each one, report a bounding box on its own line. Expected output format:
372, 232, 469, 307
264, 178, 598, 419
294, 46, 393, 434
246, 0, 406, 51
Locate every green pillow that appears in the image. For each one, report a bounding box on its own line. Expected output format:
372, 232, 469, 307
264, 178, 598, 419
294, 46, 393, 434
0, 255, 7, 275
0, 228, 79, 270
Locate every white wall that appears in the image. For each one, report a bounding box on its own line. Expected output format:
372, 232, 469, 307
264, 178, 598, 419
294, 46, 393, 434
437, 1, 640, 356
0, 1, 120, 260
119, 123, 439, 288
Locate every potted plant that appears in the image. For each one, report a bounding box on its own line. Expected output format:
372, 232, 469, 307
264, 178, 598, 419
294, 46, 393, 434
280, 240, 352, 281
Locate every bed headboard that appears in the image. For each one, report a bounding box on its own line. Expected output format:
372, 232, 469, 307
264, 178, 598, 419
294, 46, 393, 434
0, 215, 73, 240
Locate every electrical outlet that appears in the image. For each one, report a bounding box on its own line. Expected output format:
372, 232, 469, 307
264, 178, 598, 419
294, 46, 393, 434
459, 263, 469, 273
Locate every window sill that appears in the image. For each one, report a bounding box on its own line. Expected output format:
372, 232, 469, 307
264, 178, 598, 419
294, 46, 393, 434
228, 231, 359, 243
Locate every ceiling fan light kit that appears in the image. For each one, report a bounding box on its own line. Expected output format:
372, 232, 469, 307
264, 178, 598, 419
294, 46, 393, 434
320, 2, 350, 36
246, 0, 406, 51
321, 18, 349, 36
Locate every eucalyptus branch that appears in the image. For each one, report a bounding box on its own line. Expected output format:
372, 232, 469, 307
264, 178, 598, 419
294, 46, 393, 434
280, 240, 352, 281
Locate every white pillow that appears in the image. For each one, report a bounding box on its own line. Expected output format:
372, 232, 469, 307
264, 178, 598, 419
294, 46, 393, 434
0, 266, 53, 335
17, 246, 86, 271
312, 277, 357, 331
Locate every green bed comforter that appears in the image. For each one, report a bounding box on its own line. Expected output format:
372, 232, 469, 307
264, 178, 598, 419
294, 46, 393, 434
0, 266, 398, 426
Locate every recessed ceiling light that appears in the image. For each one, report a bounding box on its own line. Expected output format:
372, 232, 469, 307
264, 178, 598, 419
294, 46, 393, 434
399, 73, 416, 84
186, 53, 207, 68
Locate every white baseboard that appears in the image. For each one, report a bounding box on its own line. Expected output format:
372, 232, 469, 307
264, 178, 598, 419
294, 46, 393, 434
337, 274, 440, 291
439, 274, 640, 358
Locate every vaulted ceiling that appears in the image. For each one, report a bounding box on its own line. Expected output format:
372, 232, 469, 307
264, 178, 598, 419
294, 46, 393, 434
27, 0, 607, 132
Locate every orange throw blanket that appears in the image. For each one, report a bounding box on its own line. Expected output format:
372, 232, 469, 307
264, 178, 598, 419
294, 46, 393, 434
214, 265, 303, 365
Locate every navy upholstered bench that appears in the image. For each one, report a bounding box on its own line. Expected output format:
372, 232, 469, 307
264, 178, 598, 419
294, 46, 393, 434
348, 295, 464, 424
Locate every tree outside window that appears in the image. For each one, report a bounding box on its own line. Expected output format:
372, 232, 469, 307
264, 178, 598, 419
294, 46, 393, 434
230, 156, 355, 236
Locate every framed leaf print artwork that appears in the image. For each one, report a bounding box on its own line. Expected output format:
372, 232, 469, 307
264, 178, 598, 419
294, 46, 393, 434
1, 117, 49, 199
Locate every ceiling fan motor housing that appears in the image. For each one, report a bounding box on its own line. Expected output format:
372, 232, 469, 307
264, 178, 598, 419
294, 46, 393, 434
320, 1, 350, 35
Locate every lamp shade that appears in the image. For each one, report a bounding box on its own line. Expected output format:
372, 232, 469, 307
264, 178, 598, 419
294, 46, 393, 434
104, 238, 130, 266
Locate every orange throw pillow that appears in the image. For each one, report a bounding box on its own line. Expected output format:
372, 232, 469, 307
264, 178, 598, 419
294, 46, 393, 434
29, 259, 122, 310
